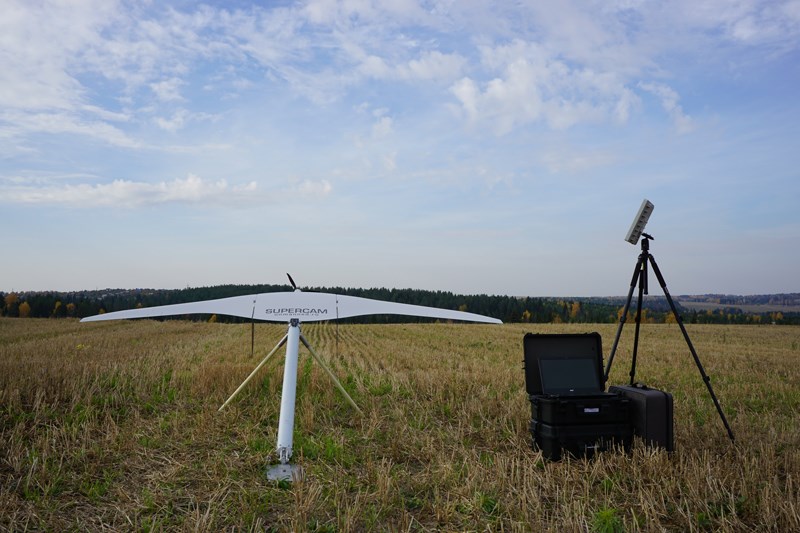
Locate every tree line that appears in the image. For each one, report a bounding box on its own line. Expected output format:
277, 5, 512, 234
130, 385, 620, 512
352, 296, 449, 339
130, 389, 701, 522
1, 286, 798, 325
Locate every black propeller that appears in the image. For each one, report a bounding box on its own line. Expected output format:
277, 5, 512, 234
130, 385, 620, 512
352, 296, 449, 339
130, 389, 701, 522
287, 273, 297, 290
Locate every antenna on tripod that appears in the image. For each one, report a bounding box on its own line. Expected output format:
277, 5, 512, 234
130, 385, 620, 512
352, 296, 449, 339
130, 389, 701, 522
606, 199, 735, 442
625, 199, 654, 245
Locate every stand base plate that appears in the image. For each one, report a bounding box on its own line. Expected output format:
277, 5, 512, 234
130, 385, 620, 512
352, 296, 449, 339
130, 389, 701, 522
266, 463, 304, 482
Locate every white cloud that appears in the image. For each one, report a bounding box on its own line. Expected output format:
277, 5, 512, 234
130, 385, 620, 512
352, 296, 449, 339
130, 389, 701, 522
383, 152, 397, 171
540, 148, 617, 174
155, 110, 188, 132
81, 105, 131, 122
154, 108, 218, 132
614, 88, 640, 123
681, 0, 800, 47
7, 0, 792, 147
303, 0, 427, 26
292, 179, 333, 197
442, 2, 798, 134
0, 174, 257, 207
639, 82, 694, 134
358, 50, 466, 83
0, 1, 241, 147
449, 40, 630, 134
0, 170, 334, 208
150, 78, 185, 101
0, 0, 121, 112
450, 78, 480, 122
400, 51, 466, 82
0, 110, 140, 148
372, 116, 393, 138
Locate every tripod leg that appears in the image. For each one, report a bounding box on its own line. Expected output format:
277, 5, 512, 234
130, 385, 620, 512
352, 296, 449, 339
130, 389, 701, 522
218, 333, 288, 411
629, 255, 647, 386
604, 256, 643, 382
300, 334, 363, 415
648, 255, 735, 442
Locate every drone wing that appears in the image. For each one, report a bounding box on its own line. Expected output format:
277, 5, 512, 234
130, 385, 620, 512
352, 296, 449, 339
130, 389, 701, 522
80, 294, 258, 322
333, 294, 502, 324
82, 291, 501, 324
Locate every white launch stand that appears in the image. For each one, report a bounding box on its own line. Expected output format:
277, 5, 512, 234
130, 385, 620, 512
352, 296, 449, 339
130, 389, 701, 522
218, 317, 362, 481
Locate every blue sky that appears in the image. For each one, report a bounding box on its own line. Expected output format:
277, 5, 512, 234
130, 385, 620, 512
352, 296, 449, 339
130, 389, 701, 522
1, 0, 798, 296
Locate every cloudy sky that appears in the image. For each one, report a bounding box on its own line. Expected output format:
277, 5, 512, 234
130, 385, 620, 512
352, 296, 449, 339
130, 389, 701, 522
1, 0, 798, 296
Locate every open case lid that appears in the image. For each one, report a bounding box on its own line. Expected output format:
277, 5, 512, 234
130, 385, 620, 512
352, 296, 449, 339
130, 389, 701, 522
523, 332, 605, 395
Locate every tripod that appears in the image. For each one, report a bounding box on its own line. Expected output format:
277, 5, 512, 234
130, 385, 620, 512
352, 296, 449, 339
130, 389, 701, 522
603, 233, 735, 442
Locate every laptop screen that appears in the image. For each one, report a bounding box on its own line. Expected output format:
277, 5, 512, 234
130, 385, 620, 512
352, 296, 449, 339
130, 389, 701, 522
538, 356, 602, 395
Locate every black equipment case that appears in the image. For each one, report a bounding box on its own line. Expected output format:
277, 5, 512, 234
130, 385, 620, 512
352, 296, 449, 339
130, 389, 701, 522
609, 384, 674, 452
530, 394, 630, 425
531, 420, 633, 461
524, 333, 633, 460
524, 333, 605, 397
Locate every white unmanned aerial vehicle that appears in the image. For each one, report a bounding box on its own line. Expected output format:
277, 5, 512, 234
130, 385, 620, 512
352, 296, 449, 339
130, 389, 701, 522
81, 275, 501, 481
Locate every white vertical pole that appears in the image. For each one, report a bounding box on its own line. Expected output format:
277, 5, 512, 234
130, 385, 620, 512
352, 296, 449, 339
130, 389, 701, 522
275, 319, 300, 464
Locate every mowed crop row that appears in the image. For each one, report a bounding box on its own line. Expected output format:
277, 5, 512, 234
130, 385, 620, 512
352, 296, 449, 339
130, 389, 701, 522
1, 318, 798, 531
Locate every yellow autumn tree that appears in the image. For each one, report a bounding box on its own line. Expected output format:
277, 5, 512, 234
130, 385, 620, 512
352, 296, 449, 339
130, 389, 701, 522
4, 293, 19, 316
617, 307, 633, 322
19, 301, 31, 318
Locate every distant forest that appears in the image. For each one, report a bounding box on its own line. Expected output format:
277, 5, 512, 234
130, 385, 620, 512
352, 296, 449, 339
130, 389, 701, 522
1, 286, 799, 325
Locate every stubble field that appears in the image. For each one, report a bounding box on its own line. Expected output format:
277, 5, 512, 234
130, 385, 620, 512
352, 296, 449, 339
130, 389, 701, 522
1, 318, 798, 531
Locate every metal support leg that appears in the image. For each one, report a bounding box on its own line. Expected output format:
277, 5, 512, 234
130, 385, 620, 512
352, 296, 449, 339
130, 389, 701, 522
218, 334, 288, 411
648, 255, 735, 441
629, 253, 648, 385
605, 255, 642, 382
300, 334, 362, 415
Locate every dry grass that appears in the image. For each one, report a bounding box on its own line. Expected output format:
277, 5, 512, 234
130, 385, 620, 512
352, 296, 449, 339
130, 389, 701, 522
1, 318, 798, 531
